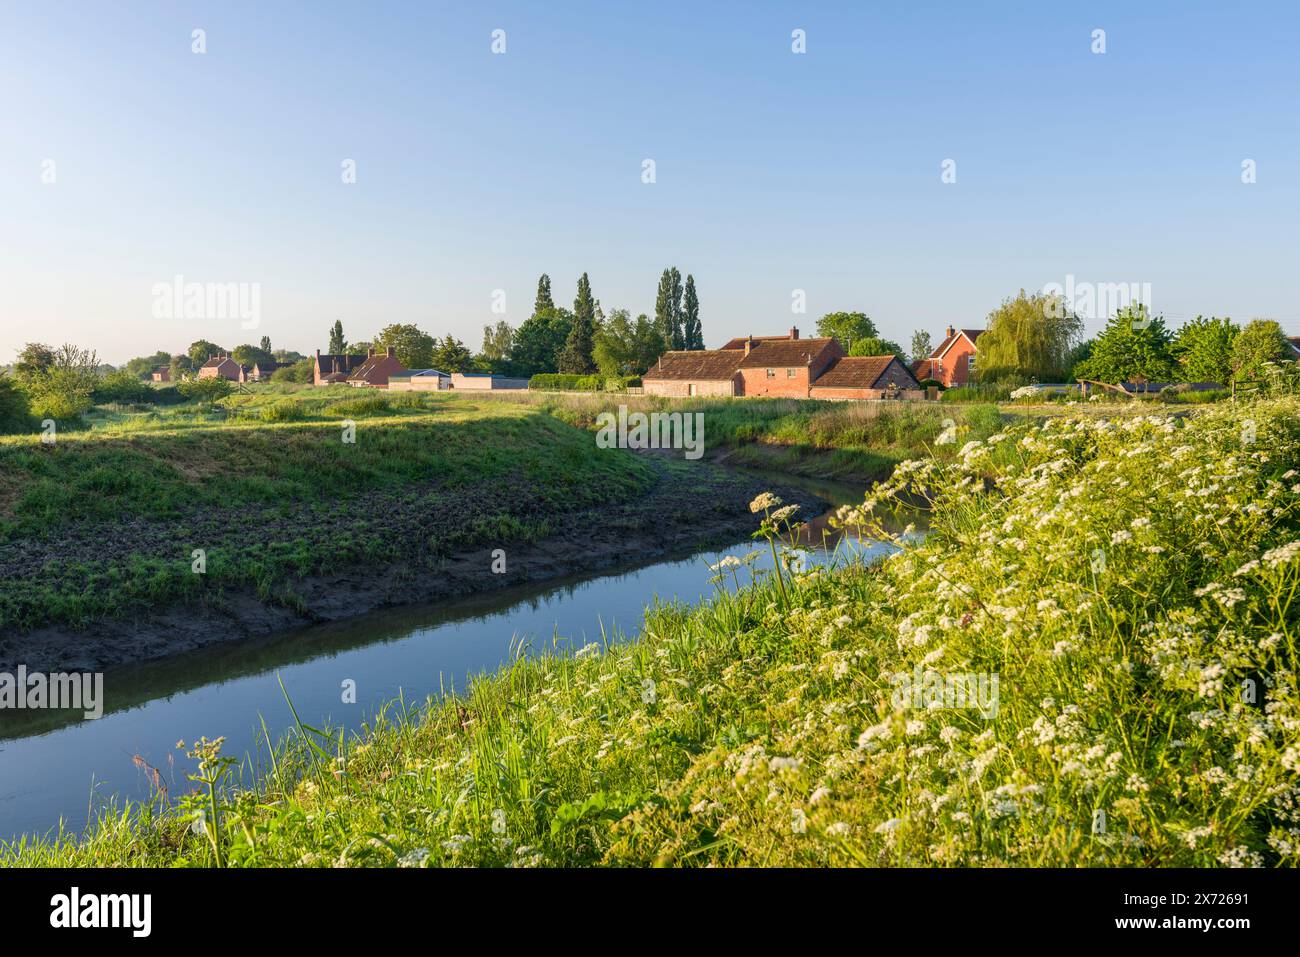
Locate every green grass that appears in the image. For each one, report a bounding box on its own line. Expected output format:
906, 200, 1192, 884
0, 387, 655, 629
8, 396, 1299, 867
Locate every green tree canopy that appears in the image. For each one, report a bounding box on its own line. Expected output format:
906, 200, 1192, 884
124, 351, 173, 379
815, 312, 878, 352
976, 289, 1083, 382
534, 274, 554, 316
1172, 316, 1238, 384
187, 340, 225, 366
375, 324, 435, 369
328, 320, 347, 354
654, 268, 684, 351
910, 330, 933, 363
232, 343, 275, 368
848, 336, 907, 361
430, 335, 474, 372
1231, 319, 1290, 381
681, 275, 703, 349
512, 307, 573, 376
558, 273, 598, 374
1072, 305, 1176, 384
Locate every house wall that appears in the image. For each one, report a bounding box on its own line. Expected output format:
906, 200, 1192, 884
388, 377, 448, 392
642, 378, 737, 397
810, 387, 925, 401
451, 374, 529, 390
737, 366, 813, 398
198, 360, 242, 382
936, 339, 977, 387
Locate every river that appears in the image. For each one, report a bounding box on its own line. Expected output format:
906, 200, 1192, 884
0, 472, 899, 844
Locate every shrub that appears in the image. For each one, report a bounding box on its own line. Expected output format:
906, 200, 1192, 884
93, 369, 154, 405
0, 375, 34, 434
272, 358, 316, 384
528, 373, 604, 392
177, 377, 234, 403
261, 400, 306, 422
331, 394, 390, 417
940, 383, 1012, 403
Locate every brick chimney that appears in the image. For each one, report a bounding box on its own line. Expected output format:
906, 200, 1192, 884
945, 325, 955, 339
744, 335, 753, 356
368, 348, 376, 357
385, 347, 395, 358
789, 326, 799, 340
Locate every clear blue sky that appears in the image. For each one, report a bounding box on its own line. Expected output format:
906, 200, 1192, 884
2, 1, 1298, 364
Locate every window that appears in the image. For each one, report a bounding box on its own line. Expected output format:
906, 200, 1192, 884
786, 368, 797, 378
766, 368, 775, 378
967, 354, 976, 371
688, 383, 696, 396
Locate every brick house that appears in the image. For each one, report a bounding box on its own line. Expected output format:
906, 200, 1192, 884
911, 326, 983, 387
314, 350, 367, 386
248, 361, 279, 382
643, 327, 923, 399
347, 348, 407, 388
809, 355, 924, 400
197, 354, 247, 382
150, 366, 171, 383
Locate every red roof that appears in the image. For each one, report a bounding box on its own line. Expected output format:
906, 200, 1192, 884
813, 355, 915, 390
643, 350, 745, 381
736, 337, 837, 368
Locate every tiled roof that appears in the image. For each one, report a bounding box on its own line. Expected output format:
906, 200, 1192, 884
316, 353, 366, 376
719, 334, 796, 350
930, 328, 983, 359
736, 337, 837, 369
349, 355, 406, 384
812, 355, 898, 389
643, 349, 745, 381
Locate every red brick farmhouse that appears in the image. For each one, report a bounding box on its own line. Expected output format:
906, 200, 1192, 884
911, 325, 983, 387
643, 327, 922, 399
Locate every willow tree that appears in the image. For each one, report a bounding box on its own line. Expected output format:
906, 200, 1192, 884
975, 289, 1083, 382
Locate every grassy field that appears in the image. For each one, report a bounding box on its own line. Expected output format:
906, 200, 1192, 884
0, 387, 654, 630
0, 386, 1009, 632
491, 390, 1009, 481
7, 396, 1298, 867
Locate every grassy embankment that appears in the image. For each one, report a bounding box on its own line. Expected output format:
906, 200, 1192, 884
7, 397, 1299, 867
0, 387, 654, 631
498, 390, 1007, 482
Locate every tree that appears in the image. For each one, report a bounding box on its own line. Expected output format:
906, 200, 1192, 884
815, 312, 878, 352
1173, 316, 1238, 384
593, 308, 635, 376
328, 321, 347, 354
480, 321, 514, 365
632, 314, 668, 373
375, 324, 435, 369
849, 336, 907, 361
655, 268, 684, 351
558, 273, 598, 374
272, 358, 315, 383
21, 343, 101, 420
681, 275, 703, 349
13, 343, 56, 386
232, 343, 275, 368
534, 274, 554, 316
1073, 305, 1176, 383
1231, 319, 1290, 381
512, 307, 573, 376
431, 335, 474, 373
0, 374, 33, 434
124, 350, 172, 379
910, 330, 933, 364
187, 340, 224, 366
976, 290, 1083, 382
259, 336, 272, 354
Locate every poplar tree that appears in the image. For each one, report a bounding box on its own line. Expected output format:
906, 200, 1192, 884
682, 275, 703, 349
558, 272, 598, 374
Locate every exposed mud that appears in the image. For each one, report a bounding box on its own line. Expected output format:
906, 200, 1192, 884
0, 461, 823, 674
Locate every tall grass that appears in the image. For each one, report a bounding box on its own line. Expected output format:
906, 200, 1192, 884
9, 397, 1298, 867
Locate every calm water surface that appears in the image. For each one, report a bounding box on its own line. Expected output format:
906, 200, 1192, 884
0, 472, 902, 842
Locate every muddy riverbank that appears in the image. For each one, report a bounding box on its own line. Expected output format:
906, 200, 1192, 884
0, 460, 825, 674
